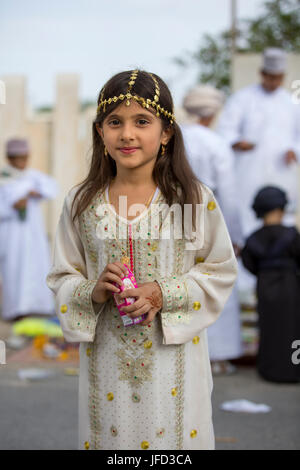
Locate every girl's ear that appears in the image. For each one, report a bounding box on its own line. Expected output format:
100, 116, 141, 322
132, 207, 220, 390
161, 126, 174, 146
95, 123, 103, 139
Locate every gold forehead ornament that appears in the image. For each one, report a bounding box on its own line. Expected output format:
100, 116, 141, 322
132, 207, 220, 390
97, 70, 175, 124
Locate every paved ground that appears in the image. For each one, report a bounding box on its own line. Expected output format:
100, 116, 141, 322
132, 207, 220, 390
212, 367, 300, 450
0, 319, 299, 450
0, 362, 299, 450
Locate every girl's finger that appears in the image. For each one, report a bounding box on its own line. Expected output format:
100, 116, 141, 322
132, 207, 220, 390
112, 261, 128, 276
101, 281, 121, 293
119, 288, 139, 300
121, 299, 144, 314
140, 308, 156, 325
103, 272, 123, 287
126, 303, 150, 318
105, 265, 126, 282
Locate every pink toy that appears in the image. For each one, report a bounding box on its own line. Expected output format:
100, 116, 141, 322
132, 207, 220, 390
113, 264, 146, 327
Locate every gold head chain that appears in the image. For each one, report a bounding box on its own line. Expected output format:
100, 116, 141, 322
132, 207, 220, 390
97, 70, 175, 124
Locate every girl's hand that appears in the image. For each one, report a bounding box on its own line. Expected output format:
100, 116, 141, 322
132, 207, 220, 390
92, 261, 128, 304
119, 281, 163, 325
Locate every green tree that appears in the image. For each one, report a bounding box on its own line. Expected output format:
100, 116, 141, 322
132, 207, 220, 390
174, 0, 300, 93
243, 0, 300, 52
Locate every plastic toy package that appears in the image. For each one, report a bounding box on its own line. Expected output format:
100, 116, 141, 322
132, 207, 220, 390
113, 264, 146, 327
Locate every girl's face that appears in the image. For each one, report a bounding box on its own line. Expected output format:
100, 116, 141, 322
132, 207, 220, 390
96, 100, 172, 171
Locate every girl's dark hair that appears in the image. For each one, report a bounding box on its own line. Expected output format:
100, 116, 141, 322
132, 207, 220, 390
71, 70, 202, 229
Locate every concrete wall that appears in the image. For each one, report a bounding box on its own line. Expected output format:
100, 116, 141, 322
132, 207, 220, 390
0, 76, 27, 167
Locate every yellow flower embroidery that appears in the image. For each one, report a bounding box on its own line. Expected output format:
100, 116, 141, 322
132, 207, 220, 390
141, 440, 150, 450
207, 201, 216, 211
193, 302, 201, 310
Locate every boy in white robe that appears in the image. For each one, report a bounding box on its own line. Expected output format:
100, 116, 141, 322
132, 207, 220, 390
0, 138, 58, 321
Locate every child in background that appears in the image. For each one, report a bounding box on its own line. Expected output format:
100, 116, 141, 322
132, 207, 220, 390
0, 138, 57, 321
47, 70, 237, 450
241, 186, 300, 383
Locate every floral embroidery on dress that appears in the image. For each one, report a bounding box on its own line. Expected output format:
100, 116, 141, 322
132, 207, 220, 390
156, 239, 192, 327
88, 332, 101, 449
110, 425, 118, 437
156, 428, 165, 438
115, 348, 154, 387
68, 280, 98, 333
108, 300, 155, 387
175, 344, 185, 449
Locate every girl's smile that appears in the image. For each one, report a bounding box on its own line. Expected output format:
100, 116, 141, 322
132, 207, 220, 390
118, 147, 140, 155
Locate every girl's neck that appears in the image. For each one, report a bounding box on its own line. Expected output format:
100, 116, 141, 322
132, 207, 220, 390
111, 167, 156, 191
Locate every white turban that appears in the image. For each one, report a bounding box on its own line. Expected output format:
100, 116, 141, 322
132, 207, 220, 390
183, 85, 225, 118
262, 48, 287, 74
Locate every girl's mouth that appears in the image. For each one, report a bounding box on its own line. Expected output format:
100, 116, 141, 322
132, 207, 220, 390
119, 147, 139, 154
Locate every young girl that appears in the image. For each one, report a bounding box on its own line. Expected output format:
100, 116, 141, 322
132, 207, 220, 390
47, 70, 237, 450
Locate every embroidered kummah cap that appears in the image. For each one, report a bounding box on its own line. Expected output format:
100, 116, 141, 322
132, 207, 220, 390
183, 85, 225, 118
262, 48, 287, 75
252, 186, 288, 218
6, 138, 29, 157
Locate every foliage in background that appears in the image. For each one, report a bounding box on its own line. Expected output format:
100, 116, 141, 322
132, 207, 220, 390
174, 0, 300, 94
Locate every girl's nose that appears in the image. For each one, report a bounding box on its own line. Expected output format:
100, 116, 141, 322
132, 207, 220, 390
120, 123, 135, 142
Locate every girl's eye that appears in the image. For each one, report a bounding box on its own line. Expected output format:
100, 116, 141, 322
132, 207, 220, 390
137, 119, 149, 126
108, 119, 120, 126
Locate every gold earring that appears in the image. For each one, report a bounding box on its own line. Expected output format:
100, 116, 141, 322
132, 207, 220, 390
104, 146, 108, 157
161, 144, 166, 156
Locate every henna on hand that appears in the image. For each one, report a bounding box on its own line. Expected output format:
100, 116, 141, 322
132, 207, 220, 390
145, 282, 163, 311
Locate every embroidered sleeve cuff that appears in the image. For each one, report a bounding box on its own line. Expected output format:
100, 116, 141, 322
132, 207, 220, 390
59, 279, 104, 340
155, 276, 188, 313
155, 276, 192, 326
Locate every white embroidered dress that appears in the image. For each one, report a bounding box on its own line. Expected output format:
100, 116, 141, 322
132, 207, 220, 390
46, 182, 237, 450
